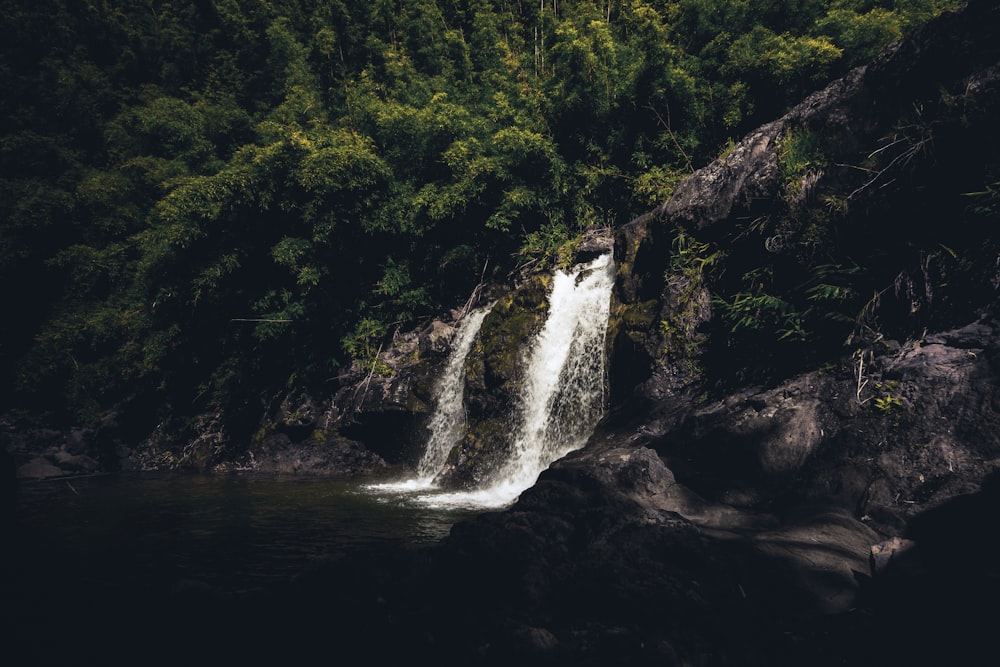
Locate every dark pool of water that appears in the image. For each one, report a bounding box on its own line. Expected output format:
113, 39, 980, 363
5, 472, 490, 666
10, 471, 479, 595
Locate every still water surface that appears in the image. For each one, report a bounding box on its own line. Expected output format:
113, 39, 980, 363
14, 471, 481, 595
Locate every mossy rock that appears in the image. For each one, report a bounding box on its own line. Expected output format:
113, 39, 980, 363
437, 416, 516, 489
466, 272, 552, 419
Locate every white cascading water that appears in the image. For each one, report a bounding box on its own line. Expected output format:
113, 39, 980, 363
414, 305, 493, 483
412, 251, 616, 509
486, 251, 616, 499
367, 304, 493, 495
369, 252, 615, 510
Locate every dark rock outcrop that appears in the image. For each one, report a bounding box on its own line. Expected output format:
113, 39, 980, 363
612, 0, 1000, 405
2, 420, 101, 480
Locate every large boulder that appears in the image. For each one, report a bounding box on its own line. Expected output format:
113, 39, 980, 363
605, 317, 999, 533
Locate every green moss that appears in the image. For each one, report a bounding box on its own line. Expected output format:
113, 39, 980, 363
406, 392, 431, 414
475, 272, 552, 387
622, 300, 659, 327
452, 417, 511, 483
251, 422, 278, 445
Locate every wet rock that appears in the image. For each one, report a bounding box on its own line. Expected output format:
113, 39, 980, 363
240, 431, 385, 476
51, 451, 98, 474
16, 457, 65, 479
4, 422, 103, 478
422, 319, 456, 354
575, 225, 614, 261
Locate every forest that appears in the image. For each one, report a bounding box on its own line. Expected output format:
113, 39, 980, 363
0, 0, 964, 435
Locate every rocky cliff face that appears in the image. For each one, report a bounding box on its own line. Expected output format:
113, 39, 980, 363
603, 0, 1000, 519
612, 0, 1000, 409
414, 2, 1000, 664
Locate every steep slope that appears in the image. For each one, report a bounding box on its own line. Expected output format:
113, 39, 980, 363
419, 2, 1000, 664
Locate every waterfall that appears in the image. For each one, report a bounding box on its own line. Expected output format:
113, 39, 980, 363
369, 251, 615, 509
367, 304, 492, 495
475, 251, 616, 505
414, 305, 493, 483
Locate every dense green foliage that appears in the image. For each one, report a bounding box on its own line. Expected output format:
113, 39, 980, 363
0, 0, 958, 427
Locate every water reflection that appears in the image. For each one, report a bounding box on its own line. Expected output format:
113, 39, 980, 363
14, 471, 480, 595
367, 478, 527, 510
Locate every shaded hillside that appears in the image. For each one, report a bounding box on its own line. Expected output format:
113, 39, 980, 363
613, 0, 1000, 402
